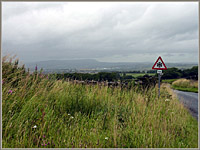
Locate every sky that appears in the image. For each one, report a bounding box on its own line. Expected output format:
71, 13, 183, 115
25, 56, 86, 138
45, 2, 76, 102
2, 2, 199, 63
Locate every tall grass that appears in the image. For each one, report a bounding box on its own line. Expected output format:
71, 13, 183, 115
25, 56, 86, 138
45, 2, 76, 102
172, 79, 198, 93
2, 56, 198, 148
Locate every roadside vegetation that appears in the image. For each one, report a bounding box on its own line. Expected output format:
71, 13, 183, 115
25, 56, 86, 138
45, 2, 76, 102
2, 56, 198, 148
171, 79, 198, 93
162, 79, 177, 84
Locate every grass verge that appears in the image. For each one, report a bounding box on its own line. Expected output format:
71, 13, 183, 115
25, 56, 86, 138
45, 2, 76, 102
171, 79, 198, 93
171, 86, 198, 93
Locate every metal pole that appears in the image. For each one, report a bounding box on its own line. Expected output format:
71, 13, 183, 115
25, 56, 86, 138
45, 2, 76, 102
158, 73, 161, 98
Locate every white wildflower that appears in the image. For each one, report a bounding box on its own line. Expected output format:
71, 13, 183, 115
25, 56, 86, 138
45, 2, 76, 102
105, 137, 108, 140
165, 99, 170, 102
70, 116, 74, 119
68, 114, 70, 116
33, 125, 37, 129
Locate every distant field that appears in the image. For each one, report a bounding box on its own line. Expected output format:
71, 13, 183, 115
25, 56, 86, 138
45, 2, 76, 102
162, 79, 177, 84
125, 73, 156, 78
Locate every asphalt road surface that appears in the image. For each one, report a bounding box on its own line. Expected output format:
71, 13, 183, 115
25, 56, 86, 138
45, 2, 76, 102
173, 90, 198, 120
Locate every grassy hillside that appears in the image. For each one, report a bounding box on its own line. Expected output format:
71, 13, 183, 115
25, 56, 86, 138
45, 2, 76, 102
2, 56, 198, 148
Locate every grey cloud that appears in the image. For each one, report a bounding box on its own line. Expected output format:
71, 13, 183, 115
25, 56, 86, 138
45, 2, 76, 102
2, 2, 65, 20
179, 53, 185, 56
164, 53, 174, 57
2, 2, 198, 63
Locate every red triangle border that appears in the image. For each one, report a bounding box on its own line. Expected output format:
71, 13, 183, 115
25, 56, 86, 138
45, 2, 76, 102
152, 56, 167, 70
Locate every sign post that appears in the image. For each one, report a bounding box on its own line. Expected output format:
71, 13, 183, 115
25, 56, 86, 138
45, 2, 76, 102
157, 70, 162, 97
152, 56, 167, 98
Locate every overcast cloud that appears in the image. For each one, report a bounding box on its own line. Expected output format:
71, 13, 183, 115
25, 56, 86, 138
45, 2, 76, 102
2, 2, 199, 63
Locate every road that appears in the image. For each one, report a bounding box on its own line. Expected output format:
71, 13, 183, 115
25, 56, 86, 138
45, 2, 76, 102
173, 90, 198, 120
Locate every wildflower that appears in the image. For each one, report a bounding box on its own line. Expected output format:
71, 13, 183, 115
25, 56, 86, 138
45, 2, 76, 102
43, 135, 45, 138
45, 144, 47, 146
8, 90, 13, 94
41, 144, 44, 146
70, 116, 74, 119
33, 125, 37, 129
105, 137, 108, 140
68, 114, 70, 116
165, 99, 170, 102
48, 142, 50, 145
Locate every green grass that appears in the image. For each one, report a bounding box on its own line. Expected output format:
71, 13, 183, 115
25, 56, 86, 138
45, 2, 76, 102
162, 79, 177, 84
2, 56, 198, 148
124, 73, 155, 78
171, 85, 198, 93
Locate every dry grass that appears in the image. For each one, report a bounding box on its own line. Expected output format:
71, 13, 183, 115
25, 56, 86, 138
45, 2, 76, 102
172, 79, 198, 88
161, 83, 178, 100
171, 79, 198, 93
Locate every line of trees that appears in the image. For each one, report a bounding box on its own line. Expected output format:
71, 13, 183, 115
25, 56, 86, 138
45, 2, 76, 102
162, 66, 198, 80
51, 66, 198, 82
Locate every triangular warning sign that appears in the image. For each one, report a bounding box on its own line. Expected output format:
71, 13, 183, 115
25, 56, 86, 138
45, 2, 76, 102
152, 56, 167, 70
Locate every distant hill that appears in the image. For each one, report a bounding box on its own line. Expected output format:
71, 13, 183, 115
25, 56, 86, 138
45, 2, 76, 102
26, 59, 99, 70
25, 59, 198, 73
